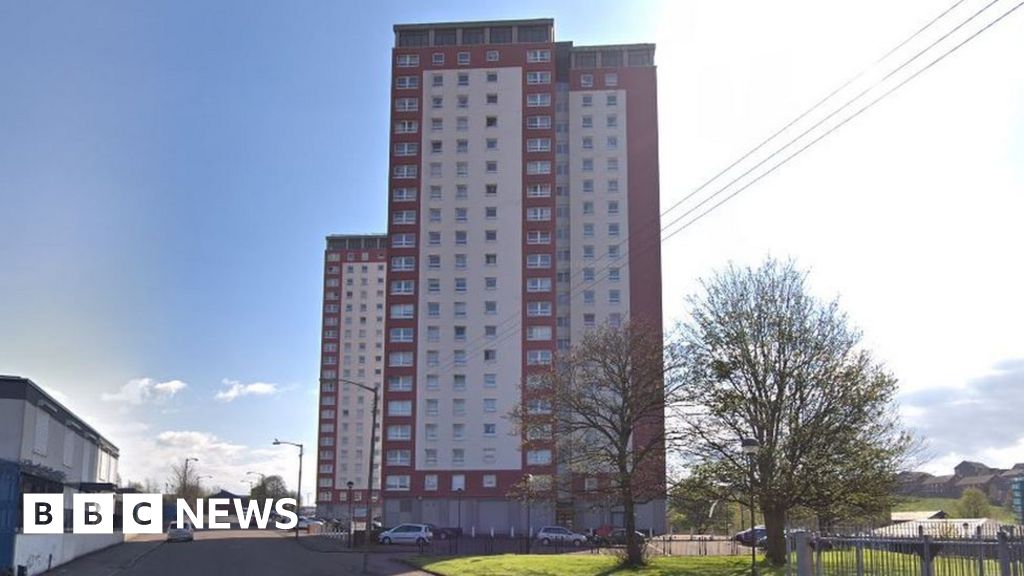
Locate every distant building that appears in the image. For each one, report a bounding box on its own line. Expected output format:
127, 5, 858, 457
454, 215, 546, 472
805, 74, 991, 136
891, 510, 948, 523
1012, 477, 1024, 524
898, 460, 1022, 505
0, 375, 121, 575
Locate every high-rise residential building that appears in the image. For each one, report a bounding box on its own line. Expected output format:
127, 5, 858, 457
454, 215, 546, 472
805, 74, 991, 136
380, 18, 664, 533
316, 234, 388, 520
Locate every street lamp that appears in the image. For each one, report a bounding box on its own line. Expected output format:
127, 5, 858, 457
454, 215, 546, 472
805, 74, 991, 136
273, 438, 304, 539
741, 438, 760, 576
336, 377, 380, 574
524, 474, 534, 553
455, 488, 463, 533
183, 457, 199, 498
347, 480, 355, 549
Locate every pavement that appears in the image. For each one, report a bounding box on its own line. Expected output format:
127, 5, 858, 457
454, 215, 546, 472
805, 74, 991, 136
41, 530, 430, 576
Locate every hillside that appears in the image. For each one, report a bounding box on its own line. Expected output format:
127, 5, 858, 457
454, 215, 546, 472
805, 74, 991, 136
893, 496, 1017, 523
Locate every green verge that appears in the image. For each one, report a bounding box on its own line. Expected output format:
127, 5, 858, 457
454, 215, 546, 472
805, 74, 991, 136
892, 496, 1017, 523
406, 554, 785, 576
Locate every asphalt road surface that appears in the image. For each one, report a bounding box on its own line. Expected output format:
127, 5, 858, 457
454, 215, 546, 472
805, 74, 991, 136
43, 530, 428, 576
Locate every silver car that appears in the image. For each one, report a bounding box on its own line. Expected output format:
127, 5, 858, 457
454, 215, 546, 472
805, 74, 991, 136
167, 521, 194, 542
378, 523, 433, 545
536, 525, 587, 546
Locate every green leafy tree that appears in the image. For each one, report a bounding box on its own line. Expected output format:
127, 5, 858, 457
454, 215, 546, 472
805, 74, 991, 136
675, 258, 915, 565
957, 488, 991, 518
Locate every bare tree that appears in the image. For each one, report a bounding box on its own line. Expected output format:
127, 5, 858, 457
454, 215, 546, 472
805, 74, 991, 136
169, 463, 202, 502
675, 258, 915, 564
513, 321, 683, 568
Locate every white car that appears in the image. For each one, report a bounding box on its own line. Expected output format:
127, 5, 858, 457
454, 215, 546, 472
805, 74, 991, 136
378, 523, 433, 545
167, 521, 194, 542
297, 516, 325, 530
536, 526, 587, 546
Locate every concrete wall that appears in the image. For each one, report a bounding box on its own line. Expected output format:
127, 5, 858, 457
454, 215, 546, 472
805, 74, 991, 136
0, 400, 24, 461
13, 533, 123, 576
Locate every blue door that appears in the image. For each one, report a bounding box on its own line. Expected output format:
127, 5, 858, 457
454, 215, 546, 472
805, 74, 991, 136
0, 459, 19, 572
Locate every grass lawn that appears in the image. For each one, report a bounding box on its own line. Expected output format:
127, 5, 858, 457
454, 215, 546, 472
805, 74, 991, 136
892, 496, 1016, 523
406, 554, 785, 576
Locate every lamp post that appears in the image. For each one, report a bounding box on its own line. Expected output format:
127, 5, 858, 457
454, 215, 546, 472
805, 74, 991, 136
347, 480, 355, 549
183, 457, 199, 498
524, 474, 533, 553
455, 488, 463, 533
273, 438, 304, 539
741, 438, 760, 576
337, 377, 379, 574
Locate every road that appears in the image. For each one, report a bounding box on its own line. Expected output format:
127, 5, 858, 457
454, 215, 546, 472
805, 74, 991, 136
43, 530, 429, 576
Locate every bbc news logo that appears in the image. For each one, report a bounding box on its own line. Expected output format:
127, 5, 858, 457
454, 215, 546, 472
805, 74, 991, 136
23, 494, 299, 534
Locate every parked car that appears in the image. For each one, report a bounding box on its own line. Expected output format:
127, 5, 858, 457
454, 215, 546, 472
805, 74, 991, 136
378, 523, 433, 545
733, 526, 767, 547
167, 521, 194, 542
536, 526, 588, 546
297, 516, 324, 530
426, 524, 463, 539
596, 529, 647, 546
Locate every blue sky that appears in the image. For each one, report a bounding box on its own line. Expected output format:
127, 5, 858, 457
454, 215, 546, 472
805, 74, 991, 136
2, 1, 1022, 496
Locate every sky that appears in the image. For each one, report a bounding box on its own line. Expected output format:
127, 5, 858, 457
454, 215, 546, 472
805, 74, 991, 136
1, 0, 1021, 499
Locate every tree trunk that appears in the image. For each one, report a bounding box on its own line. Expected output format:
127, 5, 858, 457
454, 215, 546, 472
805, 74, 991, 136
763, 502, 788, 566
623, 492, 643, 567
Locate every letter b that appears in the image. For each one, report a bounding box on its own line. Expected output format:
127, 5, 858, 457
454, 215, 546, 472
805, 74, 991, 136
74, 493, 114, 534
24, 494, 64, 534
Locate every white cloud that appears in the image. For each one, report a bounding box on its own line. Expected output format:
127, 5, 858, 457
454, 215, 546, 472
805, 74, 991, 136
101, 378, 188, 405
215, 379, 279, 402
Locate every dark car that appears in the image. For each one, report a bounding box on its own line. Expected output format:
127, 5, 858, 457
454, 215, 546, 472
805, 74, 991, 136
733, 526, 767, 547
596, 529, 647, 546
426, 524, 463, 540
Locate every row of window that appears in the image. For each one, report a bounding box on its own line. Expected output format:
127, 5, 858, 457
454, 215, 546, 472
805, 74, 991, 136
389, 253, 553, 273
390, 275, 552, 298
391, 183, 553, 203
395, 93, 554, 111
394, 137, 553, 158
389, 300, 552, 321
580, 93, 620, 107
580, 72, 620, 88
384, 347, 552, 369
393, 114, 554, 134
395, 49, 549, 69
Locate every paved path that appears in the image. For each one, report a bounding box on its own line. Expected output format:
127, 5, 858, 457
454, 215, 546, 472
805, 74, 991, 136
42, 530, 429, 576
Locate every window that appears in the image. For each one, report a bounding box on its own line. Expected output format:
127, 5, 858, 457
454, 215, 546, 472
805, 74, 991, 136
429, 162, 442, 178
454, 277, 467, 292
607, 114, 618, 128
431, 118, 443, 131
527, 161, 551, 175
485, 116, 498, 128
432, 74, 443, 87
426, 350, 439, 367
457, 116, 468, 131
393, 165, 417, 179
583, 223, 594, 238
396, 76, 419, 89
455, 231, 467, 245
427, 255, 440, 269
389, 375, 413, 392
483, 374, 497, 388
581, 115, 593, 128
527, 326, 552, 340
486, 93, 498, 104
393, 209, 416, 224
527, 71, 551, 85
486, 160, 498, 173
527, 184, 551, 197
527, 449, 552, 465
527, 93, 551, 107
606, 93, 618, 106
527, 301, 552, 316
395, 120, 418, 134
394, 142, 418, 157
387, 422, 411, 438
526, 254, 552, 268
484, 253, 497, 266
424, 474, 438, 490
432, 52, 444, 65
385, 475, 410, 491
455, 254, 467, 268
427, 302, 440, 317
527, 230, 551, 245
485, 183, 498, 196
608, 223, 620, 237
582, 136, 593, 150
424, 449, 438, 465
395, 97, 418, 112
392, 187, 417, 202
608, 244, 620, 258
457, 52, 470, 65
386, 449, 411, 466
453, 398, 466, 416
582, 158, 594, 172
426, 399, 439, 416
605, 72, 618, 86
456, 184, 468, 198
390, 328, 414, 343
583, 245, 595, 259
526, 207, 551, 221
453, 374, 466, 389
486, 138, 498, 151
486, 50, 499, 62
389, 352, 413, 368
396, 54, 419, 68
483, 423, 497, 438
608, 200, 620, 215
457, 94, 468, 108
527, 49, 551, 63
388, 400, 412, 416
486, 71, 498, 82
527, 138, 551, 152
584, 290, 595, 304
608, 179, 620, 193
527, 277, 552, 292
609, 289, 621, 304
391, 233, 415, 248
451, 474, 466, 491
527, 350, 552, 365
485, 325, 497, 337
581, 73, 593, 88
431, 96, 443, 109
453, 424, 465, 440
485, 230, 497, 242
457, 73, 469, 86
483, 474, 497, 488
390, 304, 414, 319
527, 115, 552, 129
425, 423, 438, 440
484, 277, 497, 290
582, 94, 593, 107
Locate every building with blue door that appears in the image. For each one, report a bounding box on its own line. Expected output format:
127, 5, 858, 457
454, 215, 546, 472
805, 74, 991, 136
1, 375, 121, 575
1012, 477, 1024, 525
